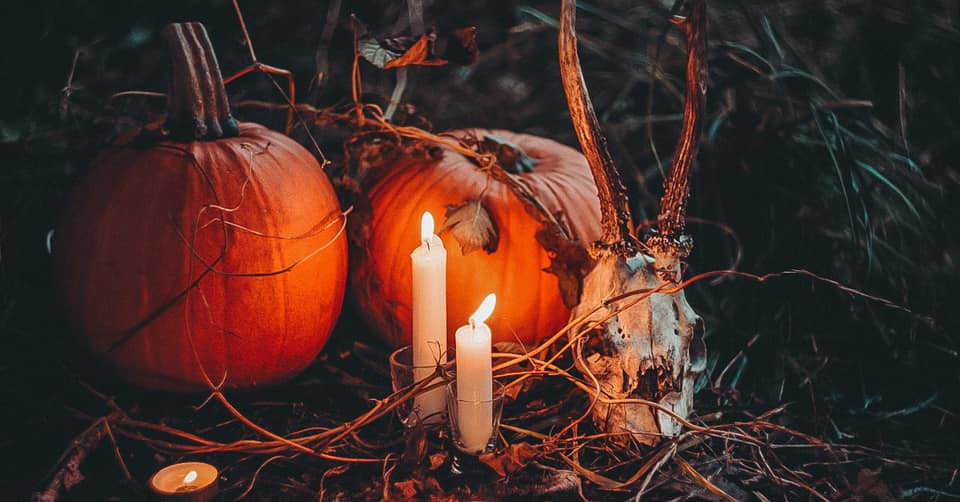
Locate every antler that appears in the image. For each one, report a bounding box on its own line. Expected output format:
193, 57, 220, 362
646, 0, 708, 277
558, 0, 638, 256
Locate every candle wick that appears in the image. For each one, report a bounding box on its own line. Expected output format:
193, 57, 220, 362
469, 318, 476, 330
424, 238, 431, 252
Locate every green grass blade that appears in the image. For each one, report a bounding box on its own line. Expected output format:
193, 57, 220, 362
855, 159, 922, 222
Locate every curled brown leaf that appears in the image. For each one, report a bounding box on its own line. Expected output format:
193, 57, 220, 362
479, 442, 542, 477
357, 27, 479, 69
440, 199, 499, 255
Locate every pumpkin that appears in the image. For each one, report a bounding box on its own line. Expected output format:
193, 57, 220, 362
54, 23, 347, 392
351, 129, 601, 348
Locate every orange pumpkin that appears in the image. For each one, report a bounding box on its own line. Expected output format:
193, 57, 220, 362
54, 23, 347, 391
351, 129, 601, 348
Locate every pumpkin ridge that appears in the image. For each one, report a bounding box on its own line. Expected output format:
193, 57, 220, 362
362, 162, 419, 344
166, 149, 207, 385
252, 138, 296, 381
193, 143, 231, 385
112, 146, 223, 345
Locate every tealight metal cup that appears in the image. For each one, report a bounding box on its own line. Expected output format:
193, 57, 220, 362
148, 461, 218, 502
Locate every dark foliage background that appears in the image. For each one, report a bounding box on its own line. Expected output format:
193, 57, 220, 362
1, 0, 958, 500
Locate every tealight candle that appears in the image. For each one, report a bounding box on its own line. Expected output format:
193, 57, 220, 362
410, 211, 448, 422
149, 461, 218, 501
454, 294, 496, 453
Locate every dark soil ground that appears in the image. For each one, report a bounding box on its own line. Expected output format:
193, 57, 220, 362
2, 1, 958, 500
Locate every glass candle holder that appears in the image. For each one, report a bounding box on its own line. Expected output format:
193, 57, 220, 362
445, 380, 506, 456
389, 345, 455, 427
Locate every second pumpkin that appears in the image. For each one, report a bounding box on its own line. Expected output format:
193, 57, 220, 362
351, 129, 602, 348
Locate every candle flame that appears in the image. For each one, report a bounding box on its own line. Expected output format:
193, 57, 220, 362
183, 470, 198, 484
420, 212, 435, 242
469, 293, 496, 325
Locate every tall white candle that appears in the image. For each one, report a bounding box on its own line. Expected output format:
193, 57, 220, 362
454, 294, 496, 453
411, 212, 447, 422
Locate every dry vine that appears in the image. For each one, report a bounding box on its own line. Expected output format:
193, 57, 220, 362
60, 261, 925, 499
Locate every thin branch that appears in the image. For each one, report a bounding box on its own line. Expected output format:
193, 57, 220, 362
228, 0, 296, 134
676, 457, 737, 502
33, 411, 124, 502
232, 0, 257, 62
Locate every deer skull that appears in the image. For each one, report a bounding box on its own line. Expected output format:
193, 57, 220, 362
572, 252, 705, 446
558, 0, 707, 445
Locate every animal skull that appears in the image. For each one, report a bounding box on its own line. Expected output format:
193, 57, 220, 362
557, 0, 708, 446
572, 251, 706, 446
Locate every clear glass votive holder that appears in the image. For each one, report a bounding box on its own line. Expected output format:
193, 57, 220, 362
445, 380, 506, 456
389, 345, 455, 427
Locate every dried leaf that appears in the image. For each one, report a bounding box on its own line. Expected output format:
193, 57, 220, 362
357, 27, 478, 70
383, 32, 447, 69
438, 27, 479, 66
536, 224, 593, 309
392, 480, 419, 501
479, 443, 542, 477
441, 199, 499, 255
357, 37, 401, 69
357, 33, 424, 69
389, 476, 443, 501
428, 452, 448, 471
854, 468, 895, 502
400, 424, 429, 466
481, 134, 538, 174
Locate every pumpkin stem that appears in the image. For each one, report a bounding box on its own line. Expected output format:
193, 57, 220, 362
558, 0, 637, 256
162, 22, 240, 141
645, 0, 707, 277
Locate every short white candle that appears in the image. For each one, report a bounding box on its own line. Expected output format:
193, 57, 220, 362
455, 294, 496, 453
410, 212, 447, 422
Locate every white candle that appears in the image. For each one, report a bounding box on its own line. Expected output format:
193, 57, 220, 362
411, 211, 447, 422
455, 294, 496, 453
149, 461, 218, 500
